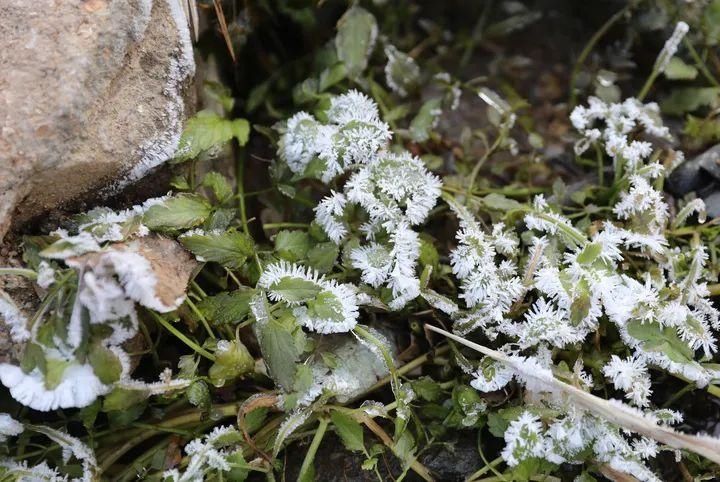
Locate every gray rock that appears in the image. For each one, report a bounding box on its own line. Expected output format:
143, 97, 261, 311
668, 144, 720, 195
0, 0, 195, 241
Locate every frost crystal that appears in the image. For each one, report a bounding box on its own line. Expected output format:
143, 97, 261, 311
570, 97, 670, 172
384, 44, 420, 97
163, 426, 244, 482
654, 22, 690, 74
603, 355, 652, 407
258, 261, 359, 333
280, 90, 442, 310
0, 413, 23, 442
278, 90, 391, 182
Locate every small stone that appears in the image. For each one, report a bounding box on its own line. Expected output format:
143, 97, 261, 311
0, 0, 196, 241
668, 144, 720, 195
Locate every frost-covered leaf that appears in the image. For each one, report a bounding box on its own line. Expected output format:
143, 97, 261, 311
409, 97, 442, 142
180, 230, 254, 268
268, 277, 322, 304
331, 410, 365, 452
175, 110, 250, 161
335, 6, 378, 78
384, 45, 420, 97
274, 230, 311, 262
143, 194, 212, 231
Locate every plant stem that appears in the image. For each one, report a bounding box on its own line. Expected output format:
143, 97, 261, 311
235, 147, 250, 236
297, 418, 329, 481
0, 268, 37, 279
359, 415, 434, 482
684, 38, 720, 87
149, 311, 215, 361
262, 222, 310, 230
185, 297, 216, 339
466, 132, 505, 204
569, 4, 631, 108
466, 456, 504, 482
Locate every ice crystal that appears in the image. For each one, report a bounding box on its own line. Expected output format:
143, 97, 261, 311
0, 413, 23, 442
258, 261, 359, 333
278, 90, 391, 182
163, 426, 244, 482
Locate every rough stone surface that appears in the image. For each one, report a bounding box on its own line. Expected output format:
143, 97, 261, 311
0, 0, 195, 241
668, 144, 720, 195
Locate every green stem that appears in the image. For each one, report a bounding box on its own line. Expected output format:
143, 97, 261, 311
149, 311, 215, 361
99, 404, 239, 473
466, 131, 505, 204
262, 222, 310, 230
569, 4, 632, 108
684, 38, 720, 87
236, 148, 250, 236
637, 69, 660, 102
185, 297, 216, 339
466, 456, 504, 482
297, 418, 329, 481
0, 268, 38, 279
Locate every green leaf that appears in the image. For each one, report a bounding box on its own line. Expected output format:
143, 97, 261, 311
664, 57, 698, 80
44, 359, 71, 390
143, 194, 212, 231
202, 172, 234, 203
21, 342, 47, 375
198, 290, 255, 325
330, 411, 365, 452
257, 318, 304, 390
80, 400, 101, 430
307, 242, 339, 273
627, 320, 695, 363
412, 377, 442, 402
225, 452, 250, 482
319, 62, 348, 91
335, 6, 378, 78
180, 230, 254, 269
274, 230, 311, 262
409, 97, 442, 142
481, 193, 523, 212
204, 207, 237, 231
103, 388, 149, 412
576, 242, 602, 265
306, 290, 344, 322
88, 344, 122, 384
203, 80, 235, 114
487, 412, 508, 438
269, 277, 322, 304
661, 87, 720, 115
175, 110, 250, 161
